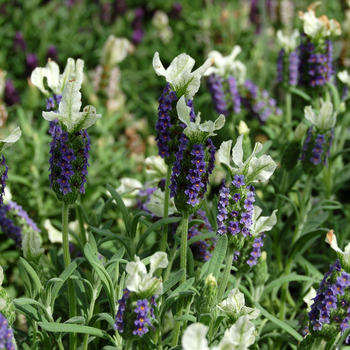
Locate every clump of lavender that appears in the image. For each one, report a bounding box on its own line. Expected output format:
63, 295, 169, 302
46, 45, 58, 62
131, 7, 145, 44
298, 5, 341, 88
26, 53, 38, 77
0, 157, 8, 207
0, 313, 15, 350
13, 31, 26, 52
0, 201, 40, 248
188, 209, 216, 262
300, 101, 336, 176
207, 74, 229, 116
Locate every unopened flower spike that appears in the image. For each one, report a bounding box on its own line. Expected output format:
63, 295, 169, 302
0, 127, 21, 207
114, 252, 168, 339
169, 97, 224, 213
300, 100, 336, 175
42, 79, 101, 204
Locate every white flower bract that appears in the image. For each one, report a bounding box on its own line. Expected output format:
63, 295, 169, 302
277, 29, 300, 53
153, 52, 214, 99
218, 135, 276, 183
147, 188, 178, 217
31, 58, 84, 96
42, 79, 101, 133
101, 35, 130, 67
304, 100, 337, 132
176, 96, 225, 138
205, 46, 246, 85
0, 127, 21, 153
125, 252, 168, 295
250, 206, 278, 236
338, 70, 350, 87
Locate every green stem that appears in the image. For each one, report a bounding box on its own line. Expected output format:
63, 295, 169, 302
217, 243, 235, 303
82, 297, 96, 350
180, 211, 189, 284
77, 204, 86, 248
161, 166, 172, 253
171, 299, 183, 347
125, 340, 133, 350
279, 174, 313, 320
62, 203, 77, 350
285, 91, 292, 137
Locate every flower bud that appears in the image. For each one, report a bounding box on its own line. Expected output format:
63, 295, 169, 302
22, 230, 45, 264
0, 267, 16, 325
195, 274, 218, 315
252, 251, 268, 286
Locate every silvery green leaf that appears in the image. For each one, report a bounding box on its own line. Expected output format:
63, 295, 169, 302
0, 127, 21, 152
149, 252, 169, 275
250, 206, 277, 236
227, 315, 256, 348
218, 141, 233, 170
147, 188, 178, 217
181, 323, 210, 350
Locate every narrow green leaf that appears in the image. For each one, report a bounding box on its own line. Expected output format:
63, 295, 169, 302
288, 228, 329, 261
136, 216, 181, 253
51, 260, 82, 306
14, 303, 45, 322
38, 322, 114, 342
19, 258, 42, 292
254, 302, 303, 342
260, 274, 319, 301
162, 269, 185, 295
170, 277, 195, 296
207, 235, 228, 279
326, 82, 340, 111
130, 211, 153, 239
64, 316, 85, 324
89, 313, 115, 327
106, 183, 131, 233
176, 314, 196, 322
187, 232, 217, 246
289, 87, 312, 101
